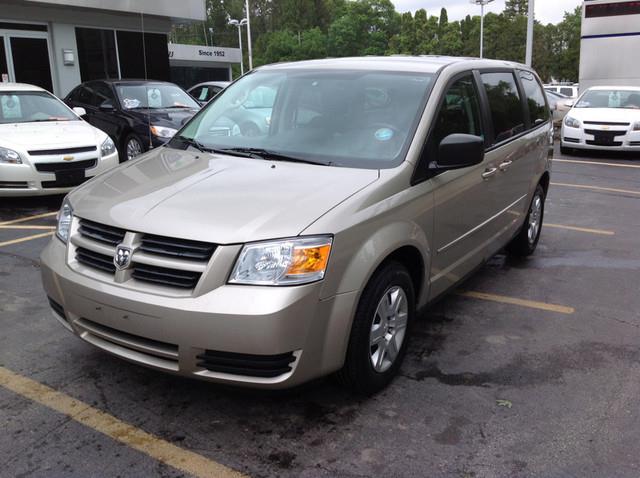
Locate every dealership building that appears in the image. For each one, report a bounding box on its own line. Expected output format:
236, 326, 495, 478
0, 0, 241, 97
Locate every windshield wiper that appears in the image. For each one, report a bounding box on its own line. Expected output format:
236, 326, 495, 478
215, 147, 335, 166
174, 135, 209, 153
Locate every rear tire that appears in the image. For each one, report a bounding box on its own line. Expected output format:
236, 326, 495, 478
560, 145, 572, 156
337, 261, 415, 395
507, 184, 545, 257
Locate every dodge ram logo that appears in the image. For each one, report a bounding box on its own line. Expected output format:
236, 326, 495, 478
114, 245, 132, 270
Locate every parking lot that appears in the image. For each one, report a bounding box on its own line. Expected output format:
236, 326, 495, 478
1, 145, 640, 478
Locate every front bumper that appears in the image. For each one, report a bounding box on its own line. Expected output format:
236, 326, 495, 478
40, 238, 357, 389
0, 152, 119, 197
561, 125, 640, 151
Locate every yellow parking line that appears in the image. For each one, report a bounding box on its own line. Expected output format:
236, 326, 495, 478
553, 158, 640, 169
0, 211, 57, 225
0, 225, 56, 230
0, 232, 54, 247
544, 223, 615, 236
459, 291, 575, 314
551, 182, 640, 196
0, 366, 246, 478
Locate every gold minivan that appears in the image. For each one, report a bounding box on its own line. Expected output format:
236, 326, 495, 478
41, 57, 552, 394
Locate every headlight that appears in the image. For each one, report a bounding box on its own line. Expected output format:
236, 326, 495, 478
150, 125, 178, 139
100, 136, 116, 156
229, 236, 333, 285
56, 198, 73, 243
0, 146, 22, 164
633, 121, 640, 131
564, 116, 581, 128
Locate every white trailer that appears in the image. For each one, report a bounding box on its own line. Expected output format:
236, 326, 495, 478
579, 0, 640, 92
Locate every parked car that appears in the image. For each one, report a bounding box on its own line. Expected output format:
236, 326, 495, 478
65, 80, 200, 161
41, 57, 552, 394
544, 84, 579, 98
0, 83, 119, 196
188, 81, 230, 105
561, 86, 640, 154
546, 90, 572, 126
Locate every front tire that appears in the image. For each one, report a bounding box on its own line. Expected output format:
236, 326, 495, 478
123, 134, 145, 162
560, 145, 572, 156
337, 261, 415, 395
507, 184, 545, 257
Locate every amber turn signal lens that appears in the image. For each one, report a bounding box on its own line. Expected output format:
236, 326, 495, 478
286, 244, 332, 276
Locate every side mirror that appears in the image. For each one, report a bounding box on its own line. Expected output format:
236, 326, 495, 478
99, 101, 115, 112
73, 107, 87, 117
565, 100, 574, 108
435, 134, 485, 170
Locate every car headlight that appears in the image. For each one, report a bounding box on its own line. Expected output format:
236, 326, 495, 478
229, 236, 333, 285
100, 136, 116, 157
633, 121, 640, 131
0, 146, 22, 164
56, 198, 73, 243
564, 116, 581, 128
150, 125, 178, 139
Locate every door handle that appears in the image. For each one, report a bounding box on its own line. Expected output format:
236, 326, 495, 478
499, 160, 513, 171
482, 167, 498, 179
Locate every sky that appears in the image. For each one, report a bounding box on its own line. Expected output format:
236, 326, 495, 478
390, 0, 582, 25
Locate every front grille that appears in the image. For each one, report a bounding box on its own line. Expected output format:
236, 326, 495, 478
48, 297, 66, 319
78, 219, 126, 246
563, 137, 580, 143
196, 350, 297, 378
28, 146, 97, 156
42, 177, 90, 188
35, 159, 97, 172
0, 181, 28, 189
132, 263, 201, 289
140, 234, 215, 261
76, 247, 116, 274
583, 121, 630, 126
585, 129, 626, 147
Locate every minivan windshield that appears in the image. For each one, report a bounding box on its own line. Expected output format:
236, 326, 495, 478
0, 91, 78, 124
170, 69, 435, 168
575, 89, 640, 109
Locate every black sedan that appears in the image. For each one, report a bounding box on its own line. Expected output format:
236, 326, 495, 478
65, 80, 200, 161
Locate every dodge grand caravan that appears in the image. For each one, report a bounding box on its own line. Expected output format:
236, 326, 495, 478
41, 57, 553, 394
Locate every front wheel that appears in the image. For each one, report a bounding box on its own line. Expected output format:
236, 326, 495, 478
507, 184, 545, 257
337, 261, 415, 395
123, 134, 145, 162
560, 145, 573, 156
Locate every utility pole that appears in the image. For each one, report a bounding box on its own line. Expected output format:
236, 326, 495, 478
470, 0, 494, 59
245, 0, 253, 70
525, 0, 535, 66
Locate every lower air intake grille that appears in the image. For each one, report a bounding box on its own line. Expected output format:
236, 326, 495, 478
35, 159, 97, 172
0, 181, 28, 189
196, 350, 296, 378
48, 297, 66, 319
132, 263, 201, 289
76, 247, 116, 274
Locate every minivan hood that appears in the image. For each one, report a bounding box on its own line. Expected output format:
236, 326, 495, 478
70, 148, 379, 244
0, 120, 104, 151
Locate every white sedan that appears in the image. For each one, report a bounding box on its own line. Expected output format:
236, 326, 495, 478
0, 83, 119, 196
561, 86, 640, 154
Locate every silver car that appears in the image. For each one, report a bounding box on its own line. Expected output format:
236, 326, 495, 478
41, 57, 552, 394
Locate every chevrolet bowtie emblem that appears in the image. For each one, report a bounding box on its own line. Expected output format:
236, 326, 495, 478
601, 126, 610, 130
63, 155, 74, 161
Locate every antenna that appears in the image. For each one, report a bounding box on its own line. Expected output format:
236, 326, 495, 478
140, 11, 152, 150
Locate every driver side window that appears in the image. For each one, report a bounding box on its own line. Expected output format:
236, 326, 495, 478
424, 75, 483, 169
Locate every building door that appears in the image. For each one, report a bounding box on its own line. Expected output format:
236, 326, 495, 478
0, 29, 54, 92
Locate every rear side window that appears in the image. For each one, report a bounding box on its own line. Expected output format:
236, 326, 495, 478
481, 72, 525, 144
519, 70, 550, 127
560, 87, 574, 97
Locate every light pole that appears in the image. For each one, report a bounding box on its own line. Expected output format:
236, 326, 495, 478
525, 0, 535, 66
245, 0, 253, 70
470, 0, 494, 59
228, 18, 247, 76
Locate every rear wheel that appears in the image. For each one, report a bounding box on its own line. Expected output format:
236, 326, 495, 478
337, 261, 415, 395
507, 184, 545, 257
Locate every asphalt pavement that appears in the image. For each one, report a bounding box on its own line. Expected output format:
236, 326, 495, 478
1, 145, 639, 478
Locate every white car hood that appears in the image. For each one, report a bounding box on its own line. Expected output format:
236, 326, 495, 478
0, 120, 106, 152
569, 107, 640, 124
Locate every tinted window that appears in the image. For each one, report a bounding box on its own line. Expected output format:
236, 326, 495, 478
481, 72, 525, 144
116, 31, 170, 81
586, 1, 640, 17
519, 70, 549, 126
428, 75, 483, 162
91, 82, 115, 107
75, 28, 118, 81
